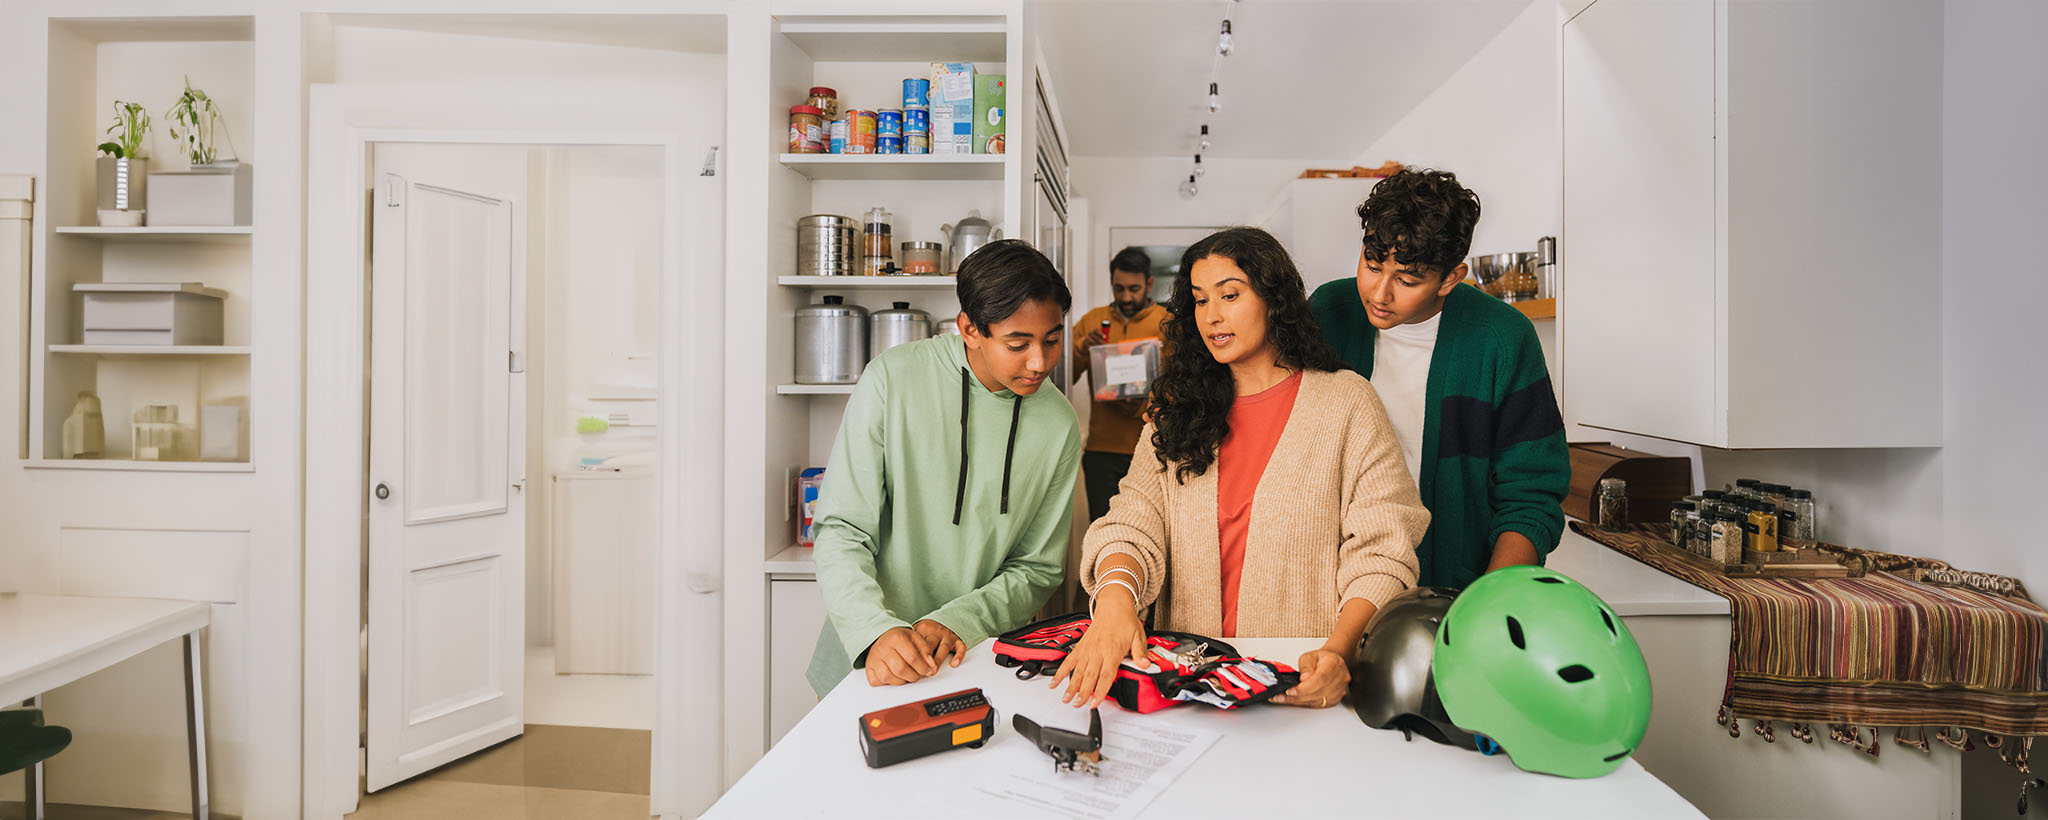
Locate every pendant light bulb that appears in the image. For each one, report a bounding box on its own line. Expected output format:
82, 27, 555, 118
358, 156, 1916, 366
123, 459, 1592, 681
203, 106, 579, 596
1217, 20, 1234, 56
1208, 83, 1221, 114
1179, 174, 1199, 200
1199, 125, 1212, 152
1193, 155, 1205, 178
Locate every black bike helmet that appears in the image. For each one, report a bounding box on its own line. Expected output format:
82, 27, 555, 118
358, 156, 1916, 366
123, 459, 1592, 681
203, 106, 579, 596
1348, 586, 1477, 751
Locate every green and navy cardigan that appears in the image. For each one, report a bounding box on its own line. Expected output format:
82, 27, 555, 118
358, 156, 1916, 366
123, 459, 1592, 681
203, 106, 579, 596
1308, 282, 1570, 589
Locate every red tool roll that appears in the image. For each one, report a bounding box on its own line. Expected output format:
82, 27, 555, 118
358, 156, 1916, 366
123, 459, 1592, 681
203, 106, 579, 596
992, 613, 1301, 713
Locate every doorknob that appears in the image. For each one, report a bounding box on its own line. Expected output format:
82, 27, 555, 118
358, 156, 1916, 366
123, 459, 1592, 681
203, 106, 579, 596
374, 482, 391, 500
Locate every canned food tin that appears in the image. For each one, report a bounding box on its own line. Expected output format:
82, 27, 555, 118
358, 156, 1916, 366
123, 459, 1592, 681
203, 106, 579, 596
845, 110, 877, 154
877, 109, 904, 138
829, 118, 848, 154
905, 108, 929, 138
907, 133, 930, 154
877, 135, 904, 155
902, 78, 930, 110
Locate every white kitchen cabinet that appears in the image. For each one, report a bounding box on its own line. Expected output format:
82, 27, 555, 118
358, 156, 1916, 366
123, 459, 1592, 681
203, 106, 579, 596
769, 578, 827, 746
552, 471, 656, 675
1561, 0, 1941, 449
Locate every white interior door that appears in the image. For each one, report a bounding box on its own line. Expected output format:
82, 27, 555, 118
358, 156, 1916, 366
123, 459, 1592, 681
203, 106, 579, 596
367, 158, 526, 791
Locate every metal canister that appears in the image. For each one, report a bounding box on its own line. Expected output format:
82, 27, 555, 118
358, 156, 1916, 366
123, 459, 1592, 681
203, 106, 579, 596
870, 301, 932, 361
828, 118, 848, 154
902, 78, 930, 110
845, 110, 877, 154
794, 295, 869, 384
796, 214, 857, 277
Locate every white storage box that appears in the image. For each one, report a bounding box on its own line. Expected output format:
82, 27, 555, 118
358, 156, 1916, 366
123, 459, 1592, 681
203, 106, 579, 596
146, 163, 252, 226
76, 283, 226, 346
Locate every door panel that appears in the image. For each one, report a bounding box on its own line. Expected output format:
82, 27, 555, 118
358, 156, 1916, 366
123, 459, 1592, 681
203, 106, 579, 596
368, 155, 524, 791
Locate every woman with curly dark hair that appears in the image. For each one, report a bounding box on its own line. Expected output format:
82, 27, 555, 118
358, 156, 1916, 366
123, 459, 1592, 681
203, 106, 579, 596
1048, 227, 1430, 711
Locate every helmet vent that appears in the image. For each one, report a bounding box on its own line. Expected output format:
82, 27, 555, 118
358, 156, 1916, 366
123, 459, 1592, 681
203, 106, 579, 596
1558, 664, 1595, 683
1600, 608, 1618, 637
1441, 621, 1452, 646
1603, 749, 1631, 762
1533, 576, 1565, 584
1506, 616, 1526, 650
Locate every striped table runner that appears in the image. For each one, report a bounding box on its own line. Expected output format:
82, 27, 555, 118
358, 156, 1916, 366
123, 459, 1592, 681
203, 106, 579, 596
1570, 522, 2048, 740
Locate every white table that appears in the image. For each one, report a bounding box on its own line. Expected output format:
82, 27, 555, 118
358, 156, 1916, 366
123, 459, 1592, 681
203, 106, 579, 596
0, 593, 212, 820
710, 637, 1705, 819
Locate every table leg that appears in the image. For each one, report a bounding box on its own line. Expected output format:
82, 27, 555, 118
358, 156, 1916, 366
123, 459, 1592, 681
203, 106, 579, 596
20, 696, 43, 820
183, 631, 209, 820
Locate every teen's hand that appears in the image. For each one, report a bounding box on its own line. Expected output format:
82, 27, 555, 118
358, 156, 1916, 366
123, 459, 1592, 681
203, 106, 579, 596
1047, 591, 1152, 708
913, 619, 968, 669
863, 627, 938, 687
1272, 648, 1349, 708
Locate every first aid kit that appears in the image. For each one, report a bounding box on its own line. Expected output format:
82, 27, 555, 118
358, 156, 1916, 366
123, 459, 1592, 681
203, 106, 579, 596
991, 613, 1301, 713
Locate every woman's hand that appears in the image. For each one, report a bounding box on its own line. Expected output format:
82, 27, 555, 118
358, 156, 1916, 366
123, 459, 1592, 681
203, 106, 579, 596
1271, 648, 1350, 708
1047, 589, 1153, 709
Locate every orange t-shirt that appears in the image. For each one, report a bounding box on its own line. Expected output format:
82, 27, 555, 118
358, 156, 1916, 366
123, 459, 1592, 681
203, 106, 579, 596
1216, 371, 1303, 638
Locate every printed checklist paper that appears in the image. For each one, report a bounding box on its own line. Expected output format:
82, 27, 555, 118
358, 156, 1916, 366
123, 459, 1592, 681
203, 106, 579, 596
935, 715, 1220, 820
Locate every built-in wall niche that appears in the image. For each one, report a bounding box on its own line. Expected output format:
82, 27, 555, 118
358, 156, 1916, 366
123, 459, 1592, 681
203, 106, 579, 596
32, 17, 256, 470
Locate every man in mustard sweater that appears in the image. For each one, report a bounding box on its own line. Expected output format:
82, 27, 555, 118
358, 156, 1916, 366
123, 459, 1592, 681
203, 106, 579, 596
808, 240, 1083, 695
1070, 247, 1172, 522
1309, 169, 1569, 590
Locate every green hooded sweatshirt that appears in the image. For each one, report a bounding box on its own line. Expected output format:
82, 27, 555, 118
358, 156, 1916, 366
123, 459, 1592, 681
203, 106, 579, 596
808, 334, 1082, 696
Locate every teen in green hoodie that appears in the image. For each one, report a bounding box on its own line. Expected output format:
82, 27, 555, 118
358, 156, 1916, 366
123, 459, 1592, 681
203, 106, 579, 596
1308, 170, 1569, 590
809, 240, 1083, 696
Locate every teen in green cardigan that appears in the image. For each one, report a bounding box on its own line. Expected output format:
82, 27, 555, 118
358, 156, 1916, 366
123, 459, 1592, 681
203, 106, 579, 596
1308, 169, 1569, 589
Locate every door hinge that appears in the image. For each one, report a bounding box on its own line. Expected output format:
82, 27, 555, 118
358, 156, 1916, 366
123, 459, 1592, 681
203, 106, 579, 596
509, 350, 524, 373
385, 178, 404, 207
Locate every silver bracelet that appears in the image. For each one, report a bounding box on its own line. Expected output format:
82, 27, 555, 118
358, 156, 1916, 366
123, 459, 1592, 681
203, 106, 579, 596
1089, 578, 1138, 620
1094, 565, 1142, 593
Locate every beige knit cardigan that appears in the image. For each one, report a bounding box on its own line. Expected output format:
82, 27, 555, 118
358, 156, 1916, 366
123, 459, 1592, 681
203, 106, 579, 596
1081, 368, 1430, 638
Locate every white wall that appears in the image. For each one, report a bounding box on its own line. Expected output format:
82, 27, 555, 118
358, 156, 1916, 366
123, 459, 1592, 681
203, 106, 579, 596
1069, 155, 1343, 308
1943, 2, 2048, 816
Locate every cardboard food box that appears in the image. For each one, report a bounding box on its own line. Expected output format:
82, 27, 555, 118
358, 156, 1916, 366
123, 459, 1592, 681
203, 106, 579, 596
929, 62, 975, 155
797, 467, 826, 548
973, 75, 1005, 154
1089, 339, 1162, 402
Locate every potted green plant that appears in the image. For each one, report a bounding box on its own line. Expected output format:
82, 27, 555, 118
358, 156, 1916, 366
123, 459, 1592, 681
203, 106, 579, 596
165, 76, 237, 168
149, 77, 251, 226
94, 100, 149, 226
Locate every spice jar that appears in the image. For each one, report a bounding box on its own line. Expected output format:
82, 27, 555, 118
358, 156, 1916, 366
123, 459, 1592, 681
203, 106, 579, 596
863, 207, 894, 275
788, 105, 826, 154
1746, 501, 1779, 552
807, 86, 839, 120
900, 241, 942, 274
1708, 511, 1744, 565
1596, 478, 1628, 530
1761, 483, 1789, 511
1730, 478, 1763, 503
1670, 501, 1696, 553
1786, 489, 1817, 541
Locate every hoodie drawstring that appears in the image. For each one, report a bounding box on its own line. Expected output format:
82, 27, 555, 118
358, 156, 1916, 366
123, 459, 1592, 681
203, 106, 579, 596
954, 367, 1024, 524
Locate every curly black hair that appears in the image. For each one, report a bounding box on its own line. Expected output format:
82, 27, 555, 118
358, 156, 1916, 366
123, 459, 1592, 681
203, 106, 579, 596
1146, 227, 1344, 484
1357, 168, 1482, 276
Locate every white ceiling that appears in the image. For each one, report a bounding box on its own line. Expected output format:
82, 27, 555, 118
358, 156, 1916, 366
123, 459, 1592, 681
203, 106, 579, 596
1035, 0, 1531, 159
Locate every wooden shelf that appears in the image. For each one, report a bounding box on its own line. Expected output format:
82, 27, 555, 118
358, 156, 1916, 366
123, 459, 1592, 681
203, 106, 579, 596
49, 345, 251, 356
55, 226, 252, 244
778, 154, 1005, 181
778, 275, 956, 287
1512, 298, 1557, 320
23, 458, 253, 473
777, 384, 856, 395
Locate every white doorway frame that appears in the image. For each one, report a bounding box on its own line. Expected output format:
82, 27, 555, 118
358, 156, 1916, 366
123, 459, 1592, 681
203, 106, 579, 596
301, 84, 724, 820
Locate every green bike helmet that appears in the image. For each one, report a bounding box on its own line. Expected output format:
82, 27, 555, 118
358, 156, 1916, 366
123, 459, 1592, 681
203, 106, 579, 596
1433, 565, 1652, 778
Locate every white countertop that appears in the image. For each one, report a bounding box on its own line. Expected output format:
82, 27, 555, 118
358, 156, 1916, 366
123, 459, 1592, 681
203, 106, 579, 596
765, 525, 1729, 617
710, 636, 1704, 819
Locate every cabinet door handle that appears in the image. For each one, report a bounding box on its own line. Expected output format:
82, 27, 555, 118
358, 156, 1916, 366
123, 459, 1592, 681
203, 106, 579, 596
374, 482, 391, 501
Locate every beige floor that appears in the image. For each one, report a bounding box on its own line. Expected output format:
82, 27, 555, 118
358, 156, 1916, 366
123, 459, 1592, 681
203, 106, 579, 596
0, 724, 651, 820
